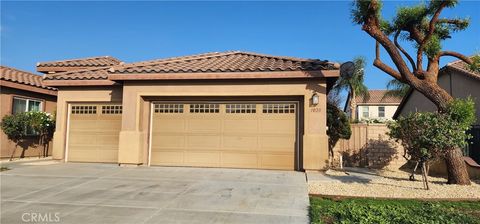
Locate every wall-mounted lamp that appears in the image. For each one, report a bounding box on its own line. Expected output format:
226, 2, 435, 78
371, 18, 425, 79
311, 93, 319, 106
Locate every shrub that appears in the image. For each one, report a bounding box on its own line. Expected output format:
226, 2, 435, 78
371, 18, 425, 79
327, 102, 351, 165
388, 98, 475, 162
0, 111, 55, 160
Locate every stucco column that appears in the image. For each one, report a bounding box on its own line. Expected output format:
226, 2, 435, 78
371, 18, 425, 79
117, 85, 144, 165
52, 93, 67, 160
302, 82, 329, 170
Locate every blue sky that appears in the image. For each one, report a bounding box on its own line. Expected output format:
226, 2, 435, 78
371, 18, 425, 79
1, 1, 479, 90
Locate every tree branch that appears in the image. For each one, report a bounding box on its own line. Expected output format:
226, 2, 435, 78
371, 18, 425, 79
394, 30, 416, 71
416, 1, 448, 70
438, 51, 473, 64
375, 41, 403, 81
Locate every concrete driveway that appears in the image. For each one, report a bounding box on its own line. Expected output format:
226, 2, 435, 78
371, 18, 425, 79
1, 162, 309, 224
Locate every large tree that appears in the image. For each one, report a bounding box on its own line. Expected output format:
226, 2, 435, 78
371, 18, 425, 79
352, 0, 480, 185
332, 57, 369, 120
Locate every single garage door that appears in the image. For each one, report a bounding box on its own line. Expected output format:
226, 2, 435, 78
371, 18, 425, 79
67, 104, 122, 163
150, 102, 297, 170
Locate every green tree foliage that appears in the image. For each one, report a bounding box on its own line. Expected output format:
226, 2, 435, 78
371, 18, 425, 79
327, 101, 352, 164
388, 98, 476, 163
332, 57, 369, 120
352, 0, 475, 59
1, 111, 55, 160
1, 113, 30, 148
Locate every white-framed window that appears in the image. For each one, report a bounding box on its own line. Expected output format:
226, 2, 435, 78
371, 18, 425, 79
378, 106, 385, 118
12, 97, 43, 114
362, 106, 369, 118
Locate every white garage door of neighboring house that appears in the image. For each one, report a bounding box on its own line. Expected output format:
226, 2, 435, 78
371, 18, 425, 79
150, 102, 297, 170
67, 104, 122, 163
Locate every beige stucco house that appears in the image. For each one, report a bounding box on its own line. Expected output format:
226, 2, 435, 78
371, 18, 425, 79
39, 51, 339, 171
345, 90, 402, 122
1, 66, 57, 158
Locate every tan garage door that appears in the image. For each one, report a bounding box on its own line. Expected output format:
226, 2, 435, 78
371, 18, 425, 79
150, 102, 297, 170
67, 104, 122, 163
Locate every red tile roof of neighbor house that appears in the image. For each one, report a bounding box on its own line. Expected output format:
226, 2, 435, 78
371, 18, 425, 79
355, 90, 402, 105
43, 51, 339, 81
446, 58, 480, 81
0, 66, 57, 90
37, 56, 122, 68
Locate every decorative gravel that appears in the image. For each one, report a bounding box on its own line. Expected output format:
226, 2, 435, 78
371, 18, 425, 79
308, 169, 480, 199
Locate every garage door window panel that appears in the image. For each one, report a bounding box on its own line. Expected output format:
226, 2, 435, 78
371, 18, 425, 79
190, 104, 219, 113
155, 104, 184, 113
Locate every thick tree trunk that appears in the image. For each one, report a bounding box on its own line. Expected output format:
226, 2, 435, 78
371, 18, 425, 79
445, 148, 471, 185
410, 81, 471, 185
410, 80, 452, 112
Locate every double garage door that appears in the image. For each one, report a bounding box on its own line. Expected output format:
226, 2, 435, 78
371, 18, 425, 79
150, 102, 297, 170
67, 101, 297, 170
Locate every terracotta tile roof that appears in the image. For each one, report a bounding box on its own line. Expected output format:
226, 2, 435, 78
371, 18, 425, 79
43, 66, 111, 81
112, 51, 335, 74
446, 58, 480, 81
1, 66, 56, 90
355, 90, 402, 105
44, 51, 338, 81
37, 56, 122, 68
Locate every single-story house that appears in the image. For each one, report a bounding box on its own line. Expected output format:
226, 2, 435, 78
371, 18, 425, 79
40, 51, 339, 171
0, 66, 57, 158
345, 90, 402, 121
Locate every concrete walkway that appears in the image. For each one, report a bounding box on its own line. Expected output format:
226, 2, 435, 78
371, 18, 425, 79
1, 162, 309, 224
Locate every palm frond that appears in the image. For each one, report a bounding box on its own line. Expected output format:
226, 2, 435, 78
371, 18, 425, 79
384, 79, 410, 98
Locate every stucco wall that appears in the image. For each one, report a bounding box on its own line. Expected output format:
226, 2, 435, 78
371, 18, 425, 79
51, 86, 123, 160
51, 79, 331, 171
1, 86, 57, 158
118, 79, 329, 170
356, 105, 398, 121
397, 69, 480, 125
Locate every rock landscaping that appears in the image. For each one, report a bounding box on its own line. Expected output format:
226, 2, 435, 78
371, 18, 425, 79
308, 168, 480, 199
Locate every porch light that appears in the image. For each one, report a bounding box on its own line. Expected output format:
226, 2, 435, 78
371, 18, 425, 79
312, 93, 319, 106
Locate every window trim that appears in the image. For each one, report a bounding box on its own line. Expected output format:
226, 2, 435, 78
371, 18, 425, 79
11, 96, 44, 114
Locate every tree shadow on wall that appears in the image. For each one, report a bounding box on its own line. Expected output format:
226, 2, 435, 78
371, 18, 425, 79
341, 139, 399, 169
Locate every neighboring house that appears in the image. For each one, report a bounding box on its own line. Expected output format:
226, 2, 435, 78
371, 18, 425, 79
345, 90, 402, 121
394, 58, 480, 163
0, 66, 57, 158
39, 51, 339, 171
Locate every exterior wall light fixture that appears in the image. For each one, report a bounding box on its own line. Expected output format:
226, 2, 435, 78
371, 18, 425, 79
312, 93, 319, 106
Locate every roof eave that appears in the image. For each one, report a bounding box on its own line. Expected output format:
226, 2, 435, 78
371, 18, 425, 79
107, 70, 339, 81
42, 79, 118, 87
0, 80, 57, 96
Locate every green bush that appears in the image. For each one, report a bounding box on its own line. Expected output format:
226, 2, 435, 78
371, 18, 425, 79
388, 98, 476, 162
1, 111, 55, 159
310, 197, 480, 224
1, 112, 30, 144
327, 102, 351, 152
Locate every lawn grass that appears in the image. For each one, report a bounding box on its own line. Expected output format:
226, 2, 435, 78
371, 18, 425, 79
310, 197, 480, 224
